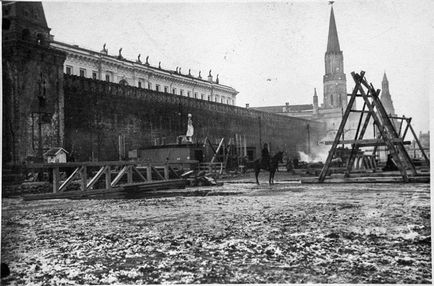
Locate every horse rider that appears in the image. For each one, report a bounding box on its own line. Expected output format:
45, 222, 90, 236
261, 143, 270, 170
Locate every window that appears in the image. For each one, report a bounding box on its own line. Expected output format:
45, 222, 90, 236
221, 97, 224, 104
164, 86, 169, 93
92, 71, 97, 80
148, 82, 152, 89
207, 95, 210, 101
330, 94, 334, 106
156, 85, 160, 92
138, 82, 142, 88
201, 94, 204, 100
172, 88, 177, 95
105, 74, 110, 82
194, 92, 198, 99
79, 68, 86, 77
187, 91, 191, 98
180, 89, 184, 96
66, 66, 72, 75
21, 29, 31, 41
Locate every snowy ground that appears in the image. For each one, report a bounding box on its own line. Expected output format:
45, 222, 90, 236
1, 173, 431, 284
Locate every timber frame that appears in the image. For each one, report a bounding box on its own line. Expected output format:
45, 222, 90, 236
27, 161, 179, 193
319, 71, 419, 183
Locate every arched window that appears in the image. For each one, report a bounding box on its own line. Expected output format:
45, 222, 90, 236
119, 79, 128, 86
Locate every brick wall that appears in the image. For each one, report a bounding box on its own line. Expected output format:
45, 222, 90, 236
64, 75, 326, 162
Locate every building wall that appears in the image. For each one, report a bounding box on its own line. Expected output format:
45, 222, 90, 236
2, 43, 66, 164
63, 75, 326, 162
50, 42, 238, 106
2, 2, 67, 164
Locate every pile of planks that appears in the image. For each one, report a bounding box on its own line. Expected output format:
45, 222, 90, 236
181, 170, 220, 187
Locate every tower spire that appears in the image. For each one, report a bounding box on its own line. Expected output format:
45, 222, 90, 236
326, 6, 341, 53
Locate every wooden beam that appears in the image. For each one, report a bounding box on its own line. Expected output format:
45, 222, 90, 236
80, 166, 87, 191
350, 109, 370, 113
151, 166, 165, 180
127, 165, 133, 184
58, 167, 81, 192
53, 167, 60, 193
323, 138, 411, 146
105, 166, 112, 190
111, 165, 129, 187
146, 165, 152, 182
132, 166, 147, 182
87, 166, 106, 189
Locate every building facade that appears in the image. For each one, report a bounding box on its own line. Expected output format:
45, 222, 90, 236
50, 41, 238, 106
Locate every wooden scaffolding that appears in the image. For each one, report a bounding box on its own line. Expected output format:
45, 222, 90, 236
319, 71, 419, 183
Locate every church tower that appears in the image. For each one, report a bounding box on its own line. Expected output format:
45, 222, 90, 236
380, 72, 396, 116
323, 5, 347, 110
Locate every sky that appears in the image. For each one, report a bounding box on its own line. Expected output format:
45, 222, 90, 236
43, 0, 434, 135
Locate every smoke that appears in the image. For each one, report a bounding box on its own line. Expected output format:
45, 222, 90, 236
298, 144, 330, 163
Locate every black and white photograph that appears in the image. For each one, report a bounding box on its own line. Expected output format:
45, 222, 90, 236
1, 0, 432, 284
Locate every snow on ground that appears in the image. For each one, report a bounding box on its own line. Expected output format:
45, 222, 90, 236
1, 175, 431, 284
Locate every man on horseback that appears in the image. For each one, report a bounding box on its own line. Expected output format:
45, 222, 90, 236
261, 143, 270, 171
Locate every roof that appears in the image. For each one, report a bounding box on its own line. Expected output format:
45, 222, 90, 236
326, 6, 341, 53
44, 147, 69, 157
252, 104, 313, 113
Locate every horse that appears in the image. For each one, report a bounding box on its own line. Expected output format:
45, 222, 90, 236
254, 151, 284, 185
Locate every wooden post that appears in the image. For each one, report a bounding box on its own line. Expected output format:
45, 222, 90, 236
80, 166, 87, 191
127, 165, 133, 183
146, 164, 152, 181
163, 164, 169, 180
53, 167, 60, 193
408, 123, 430, 165
105, 166, 111, 190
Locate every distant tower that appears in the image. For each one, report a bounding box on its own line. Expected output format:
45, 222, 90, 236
313, 88, 319, 115
323, 4, 347, 110
380, 72, 396, 116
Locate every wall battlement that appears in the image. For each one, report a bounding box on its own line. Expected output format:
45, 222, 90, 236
64, 74, 315, 124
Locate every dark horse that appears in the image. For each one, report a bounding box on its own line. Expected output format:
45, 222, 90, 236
254, 151, 284, 185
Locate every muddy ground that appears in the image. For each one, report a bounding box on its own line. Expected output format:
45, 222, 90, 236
1, 172, 431, 284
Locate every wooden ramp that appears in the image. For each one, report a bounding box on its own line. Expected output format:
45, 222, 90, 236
23, 179, 186, 201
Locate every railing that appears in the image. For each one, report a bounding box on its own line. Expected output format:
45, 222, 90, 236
27, 161, 178, 193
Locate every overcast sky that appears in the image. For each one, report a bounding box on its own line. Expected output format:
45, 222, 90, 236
43, 0, 433, 135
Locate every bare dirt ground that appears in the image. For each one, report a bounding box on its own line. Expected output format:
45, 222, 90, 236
1, 172, 431, 285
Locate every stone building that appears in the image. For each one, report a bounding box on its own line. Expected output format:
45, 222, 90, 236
50, 41, 238, 106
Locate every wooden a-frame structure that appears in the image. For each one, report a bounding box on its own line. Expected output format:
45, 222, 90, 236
319, 71, 418, 183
